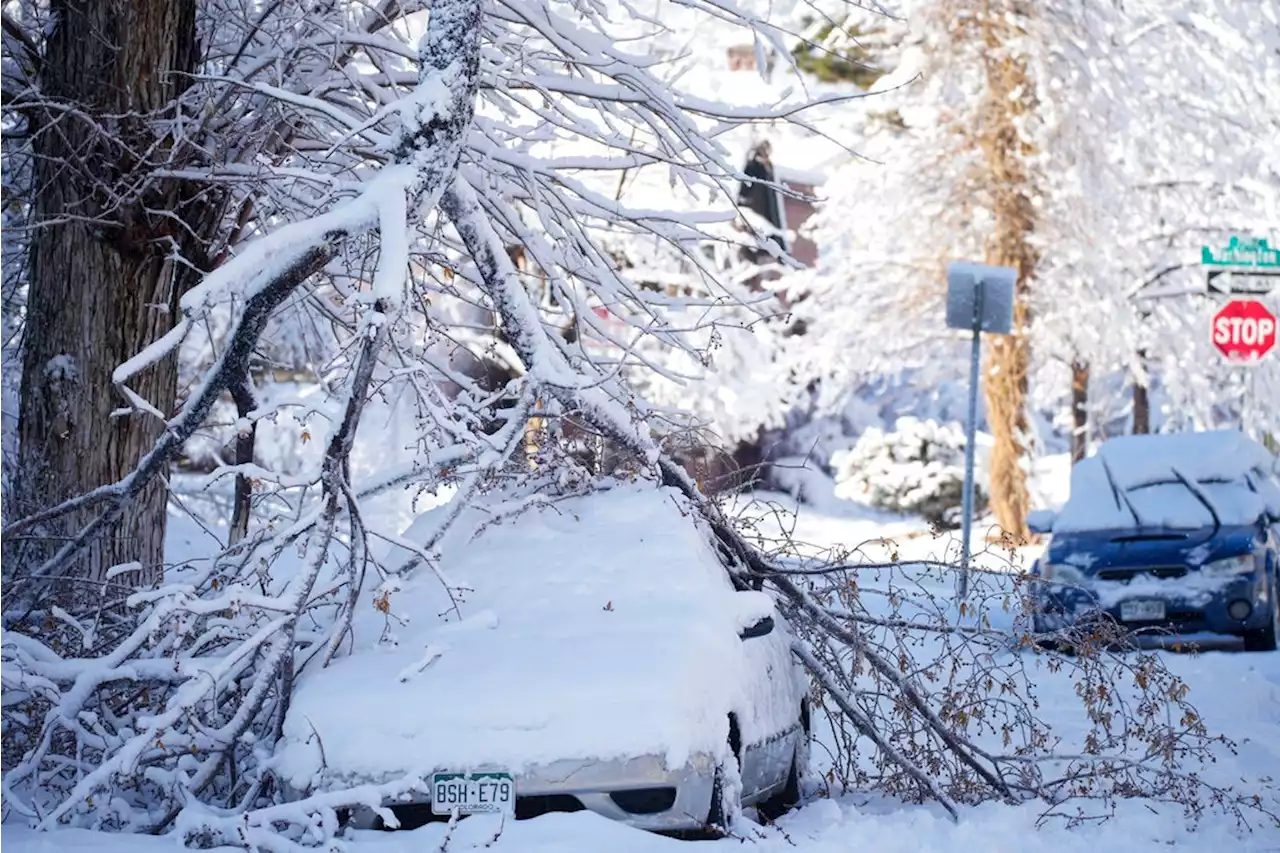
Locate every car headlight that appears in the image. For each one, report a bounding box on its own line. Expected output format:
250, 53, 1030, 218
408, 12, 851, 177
1041, 562, 1085, 587
1203, 554, 1256, 575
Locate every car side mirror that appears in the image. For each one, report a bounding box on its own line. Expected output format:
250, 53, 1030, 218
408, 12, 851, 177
1026, 509, 1057, 535
739, 616, 775, 640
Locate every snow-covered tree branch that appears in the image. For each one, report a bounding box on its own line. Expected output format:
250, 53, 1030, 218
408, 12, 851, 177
3, 0, 1276, 848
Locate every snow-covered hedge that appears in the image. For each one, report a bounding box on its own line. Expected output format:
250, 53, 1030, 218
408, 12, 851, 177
832, 416, 985, 526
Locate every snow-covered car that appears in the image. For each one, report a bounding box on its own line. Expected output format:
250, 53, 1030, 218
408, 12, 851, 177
275, 484, 810, 833
1028, 430, 1280, 652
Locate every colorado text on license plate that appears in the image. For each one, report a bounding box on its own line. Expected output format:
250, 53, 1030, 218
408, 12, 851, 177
431, 772, 515, 816
1120, 599, 1166, 622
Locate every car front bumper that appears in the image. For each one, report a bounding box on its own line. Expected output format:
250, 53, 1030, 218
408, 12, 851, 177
1035, 571, 1274, 641
343, 752, 719, 833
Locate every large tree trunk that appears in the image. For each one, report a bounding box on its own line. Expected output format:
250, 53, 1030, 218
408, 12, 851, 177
976, 2, 1038, 542
1070, 360, 1089, 463
12, 1, 204, 596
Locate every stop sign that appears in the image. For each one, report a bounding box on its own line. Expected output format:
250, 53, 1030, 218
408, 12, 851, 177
1211, 298, 1277, 362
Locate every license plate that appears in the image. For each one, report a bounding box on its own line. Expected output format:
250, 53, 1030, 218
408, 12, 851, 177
431, 772, 515, 816
1120, 599, 1166, 622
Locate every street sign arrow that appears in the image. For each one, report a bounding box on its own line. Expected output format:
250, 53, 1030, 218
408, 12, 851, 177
1207, 268, 1279, 296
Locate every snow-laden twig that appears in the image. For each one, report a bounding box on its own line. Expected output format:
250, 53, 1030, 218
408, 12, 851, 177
792, 641, 960, 818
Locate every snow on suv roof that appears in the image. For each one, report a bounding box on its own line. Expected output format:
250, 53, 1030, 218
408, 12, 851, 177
1053, 430, 1280, 534
274, 483, 777, 792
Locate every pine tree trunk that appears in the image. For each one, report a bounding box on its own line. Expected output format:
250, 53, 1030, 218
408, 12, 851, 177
1070, 360, 1089, 463
976, 2, 1038, 542
12, 0, 204, 597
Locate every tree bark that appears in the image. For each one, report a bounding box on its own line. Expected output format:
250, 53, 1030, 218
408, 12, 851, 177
227, 377, 257, 547
1132, 348, 1150, 435
976, 2, 1038, 542
1070, 359, 1089, 463
13, 0, 205, 595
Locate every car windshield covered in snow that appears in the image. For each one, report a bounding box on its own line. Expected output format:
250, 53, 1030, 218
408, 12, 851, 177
1051, 430, 1280, 535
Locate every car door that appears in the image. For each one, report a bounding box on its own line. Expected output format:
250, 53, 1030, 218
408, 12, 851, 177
736, 606, 805, 800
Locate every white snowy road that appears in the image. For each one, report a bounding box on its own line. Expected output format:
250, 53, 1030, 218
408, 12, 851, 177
5, 491, 1279, 853
7, 748, 1280, 853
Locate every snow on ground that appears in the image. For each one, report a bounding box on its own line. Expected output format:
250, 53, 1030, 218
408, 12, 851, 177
6, 452, 1280, 852
6, 781, 1280, 853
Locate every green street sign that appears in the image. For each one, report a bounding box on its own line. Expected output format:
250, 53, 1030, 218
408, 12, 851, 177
1201, 235, 1280, 268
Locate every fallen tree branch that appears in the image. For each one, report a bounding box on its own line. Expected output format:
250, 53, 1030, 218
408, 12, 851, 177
440, 173, 988, 821
793, 641, 961, 818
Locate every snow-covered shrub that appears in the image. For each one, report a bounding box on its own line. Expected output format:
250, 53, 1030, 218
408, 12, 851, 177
831, 416, 985, 526
764, 454, 842, 508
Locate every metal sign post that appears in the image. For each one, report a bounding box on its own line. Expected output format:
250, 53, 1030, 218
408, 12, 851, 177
945, 262, 1017, 602
959, 285, 984, 598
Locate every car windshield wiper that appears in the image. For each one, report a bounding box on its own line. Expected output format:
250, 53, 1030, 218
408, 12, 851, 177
1127, 476, 1232, 491
1098, 454, 1144, 528
1169, 465, 1222, 539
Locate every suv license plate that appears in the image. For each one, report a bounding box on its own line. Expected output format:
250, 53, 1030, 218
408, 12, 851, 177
431, 772, 515, 816
1120, 599, 1166, 622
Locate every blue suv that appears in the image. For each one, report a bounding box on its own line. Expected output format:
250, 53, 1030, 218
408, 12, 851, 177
1028, 431, 1280, 652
